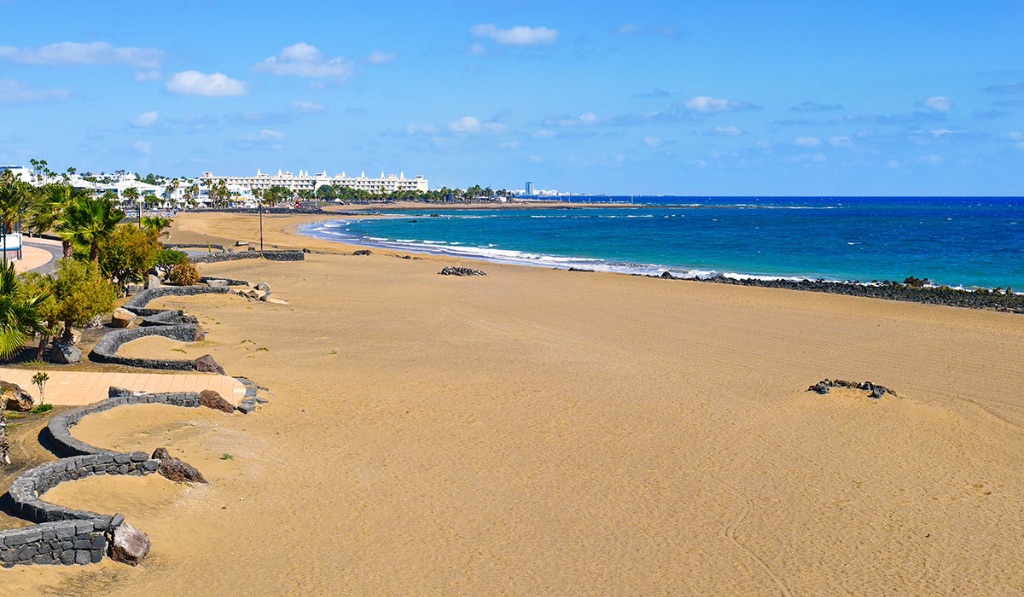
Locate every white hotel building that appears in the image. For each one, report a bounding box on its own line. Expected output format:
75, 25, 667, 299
201, 169, 428, 194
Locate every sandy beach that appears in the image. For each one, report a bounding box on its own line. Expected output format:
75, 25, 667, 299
5, 210, 1023, 595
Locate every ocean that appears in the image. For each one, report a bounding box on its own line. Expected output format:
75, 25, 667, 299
298, 197, 1024, 290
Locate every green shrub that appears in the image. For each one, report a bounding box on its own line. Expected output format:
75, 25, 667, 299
98, 224, 160, 287
154, 249, 189, 267
31, 404, 53, 414
167, 261, 201, 286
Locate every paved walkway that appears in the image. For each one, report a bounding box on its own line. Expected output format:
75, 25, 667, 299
0, 368, 246, 407
14, 237, 62, 274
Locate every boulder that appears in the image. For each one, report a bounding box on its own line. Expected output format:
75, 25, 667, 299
0, 381, 34, 411
109, 521, 150, 566
152, 447, 208, 484
146, 274, 162, 289
439, 266, 487, 277
255, 281, 271, 291
235, 240, 249, 247
194, 354, 226, 375
206, 279, 229, 289
110, 308, 136, 328
352, 250, 372, 256
51, 341, 83, 364
236, 400, 257, 414
258, 292, 270, 302
200, 389, 235, 413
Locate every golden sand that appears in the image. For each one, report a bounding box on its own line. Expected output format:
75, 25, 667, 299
4, 211, 1023, 594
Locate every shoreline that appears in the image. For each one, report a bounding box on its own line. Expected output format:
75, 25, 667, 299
292, 213, 1024, 314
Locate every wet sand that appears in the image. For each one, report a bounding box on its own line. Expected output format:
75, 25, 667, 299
5, 211, 1023, 594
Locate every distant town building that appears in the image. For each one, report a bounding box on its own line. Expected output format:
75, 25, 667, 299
201, 169, 429, 194
525, 181, 535, 195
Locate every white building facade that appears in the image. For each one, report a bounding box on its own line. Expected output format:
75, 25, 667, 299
201, 169, 428, 194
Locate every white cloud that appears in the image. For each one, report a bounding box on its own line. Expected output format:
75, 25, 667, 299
549, 112, 602, 127
405, 123, 438, 135
684, 95, 758, 113
533, 129, 556, 139
615, 24, 680, 38
0, 78, 69, 102
253, 43, 353, 79
0, 41, 161, 70
166, 71, 246, 97
919, 154, 943, 165
132, 140, 151, 154
643, 137, 664, 147
794, 136, 822, 147
132, 111, 160, 128
292, 100, 325, 113
448, 116, 507, 133
829, 136, 854, 148
923, 96, 954, 112
710, 126, 742, 136
472, 24, 558, 46
368, 51, 396, 64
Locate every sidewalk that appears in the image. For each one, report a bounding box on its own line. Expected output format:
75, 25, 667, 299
0, 368, 245, 406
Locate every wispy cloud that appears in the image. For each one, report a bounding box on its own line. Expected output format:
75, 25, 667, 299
983, 82, 1024, 95
166, 71, 246, 97
922, 96, 954, 112
131, 111, 160, 128
972, 108, 1009, 119
794, 136, 822, 147
405, 123, 438, 135
232, 129, 286, 151
545, 112, 602, 127
615, 24, 681, 38
684, 95, 761, 113
368, 51, 396, 65
634, 88, 676, 99
448, 115, 507, 133
292, 100, 326, 114
0, 78, 69, 102
471, 24, 558, 46
706, 126, 743, 136
0, 41, 161, 70
132, 140, 151, 154
791, 101, 844, 112
253, 43, 353, 80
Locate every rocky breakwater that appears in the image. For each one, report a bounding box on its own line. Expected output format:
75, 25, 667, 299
656, 273, 1024, 315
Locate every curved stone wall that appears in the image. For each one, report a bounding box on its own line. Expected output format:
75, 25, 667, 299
123, 285, 229, 317
0, 388, 205, 567
189, 250, 304, 264
89, 324, 202, 370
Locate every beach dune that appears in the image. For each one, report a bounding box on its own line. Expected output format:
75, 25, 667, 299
5, 211, 1023, 595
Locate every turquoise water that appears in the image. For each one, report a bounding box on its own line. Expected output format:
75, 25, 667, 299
298, 197, 1024, 289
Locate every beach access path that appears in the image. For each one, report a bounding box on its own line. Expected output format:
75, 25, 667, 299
0, 367, 246, 406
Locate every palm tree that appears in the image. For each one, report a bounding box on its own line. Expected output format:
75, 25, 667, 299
27, 181, 85, 259
0, 261, 49, 359
60, 196, 125, 262
141, 215, 172, 237
0, 170, 29, 266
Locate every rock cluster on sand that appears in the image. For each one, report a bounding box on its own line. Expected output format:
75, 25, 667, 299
353, 249, 372, 256
0, 381, 33, 412
439, 266, 487, 277
110, 307, 136, 328
194, 354, 226, 375
199, 389, 235, 413
808, 379, 896, 399
109, 519, 151, 566
152, 447, 207, 484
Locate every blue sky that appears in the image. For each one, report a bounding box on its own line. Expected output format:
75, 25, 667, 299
1, 0, 1022, 195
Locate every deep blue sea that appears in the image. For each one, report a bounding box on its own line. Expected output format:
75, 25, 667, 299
298, 197, 1024, 290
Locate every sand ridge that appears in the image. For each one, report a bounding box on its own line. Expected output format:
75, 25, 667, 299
2, 211, 1022, 594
